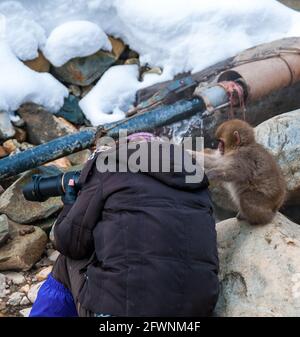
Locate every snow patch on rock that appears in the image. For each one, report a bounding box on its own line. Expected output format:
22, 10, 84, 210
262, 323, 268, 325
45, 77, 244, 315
43, 21, 112, 67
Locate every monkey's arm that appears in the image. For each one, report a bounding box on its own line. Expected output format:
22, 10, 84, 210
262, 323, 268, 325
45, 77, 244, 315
204, 149, 221, 170
206, 158, 249, 182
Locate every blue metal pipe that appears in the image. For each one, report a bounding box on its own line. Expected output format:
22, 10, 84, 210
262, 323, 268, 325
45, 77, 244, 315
0, 98, 205, 180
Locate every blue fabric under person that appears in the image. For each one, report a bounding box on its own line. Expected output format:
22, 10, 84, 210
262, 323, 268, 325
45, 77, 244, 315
29, 274, 78, 317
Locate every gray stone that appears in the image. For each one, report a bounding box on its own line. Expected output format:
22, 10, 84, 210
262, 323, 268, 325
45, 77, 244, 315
0, 220, 47, 271
20, 296, 30, 306
3, 272, 25, 285
7, 292, 24, 306
47, 249, 59, 263
255, 109, 300, 205
0, 273, 6, 298
28, 281, 45, 304
19, 307, 32, 317
0, 214, 10, 248
0, 167, 63, 224
0, 111, 15, 140
18, 103, 77, 145
216, 213, 300, 317
67, 149, 91, 166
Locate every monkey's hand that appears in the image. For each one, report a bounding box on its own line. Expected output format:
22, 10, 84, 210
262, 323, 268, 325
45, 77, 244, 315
206, 168, 226, 181
204, 149, 221, 170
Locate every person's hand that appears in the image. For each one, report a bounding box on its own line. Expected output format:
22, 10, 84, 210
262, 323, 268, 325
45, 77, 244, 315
61, 177, 78, 205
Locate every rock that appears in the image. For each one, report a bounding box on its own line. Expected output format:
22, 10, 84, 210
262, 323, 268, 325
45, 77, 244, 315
69, 85, 81, 97
216, 213, 300, 317
34, 256, 52, 269
127, 50, 139, 59
0, 214, 10, 248
54, 95, 85, 125
109, 36, 126, 59
11, 116, 25, 128
2, 139, 18, 154
1, 139, 32, 155
14, 127, 27, 143
3, 272, 25, 285
18, 103, 77, 145
279, 0, 300, 11
0, 300, 6, 311
20, 284, 30, 294
0, 167, 63, 224
0, 274, 6, 298
24, 51, 50, 73
51, 50, 115, 86
0, 111, 15, 140
47, 249, 60, 263
0, 146, 8, 158
28, 281, 45, 303
20, 296, 30, 306
255, 110, 300, 205
50, 37, 125, 87
7, 292, 24, 306
19, 307, 32, 317
36, 266, 52, 281
34, 216, 56, 234
0, 220, 47, 271
45, 157, 72, 170
81, 85, 93, 98
141, 67, 163, 80
124, 58, 140, 66
67, 149, 91, 166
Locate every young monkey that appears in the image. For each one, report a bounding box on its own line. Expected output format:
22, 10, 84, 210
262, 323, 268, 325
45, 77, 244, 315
205, 119, 286, 225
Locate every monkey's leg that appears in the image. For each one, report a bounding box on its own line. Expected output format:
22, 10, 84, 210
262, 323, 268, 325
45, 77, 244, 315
239, 192, 276, 225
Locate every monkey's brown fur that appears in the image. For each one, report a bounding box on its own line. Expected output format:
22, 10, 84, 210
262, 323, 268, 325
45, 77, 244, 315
205, 119, 286, 225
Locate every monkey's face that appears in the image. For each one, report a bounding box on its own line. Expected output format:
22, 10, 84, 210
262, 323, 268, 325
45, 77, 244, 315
215, 119, 255, 154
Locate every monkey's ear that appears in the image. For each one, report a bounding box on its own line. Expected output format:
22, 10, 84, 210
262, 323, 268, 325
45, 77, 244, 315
233, 131, 241, 145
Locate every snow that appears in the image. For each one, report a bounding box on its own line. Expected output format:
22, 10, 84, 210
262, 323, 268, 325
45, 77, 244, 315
79, 64, 166, 125
1, 0, 300, 124
0, 1, 46, 61
43, 21, 112, 67
0, 39, 68, 113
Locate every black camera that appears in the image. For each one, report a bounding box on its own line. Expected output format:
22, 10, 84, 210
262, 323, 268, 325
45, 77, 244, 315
22, 171, 81, 202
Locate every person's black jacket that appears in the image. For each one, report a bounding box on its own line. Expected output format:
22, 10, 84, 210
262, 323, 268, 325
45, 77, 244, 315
54, 141, 219, 316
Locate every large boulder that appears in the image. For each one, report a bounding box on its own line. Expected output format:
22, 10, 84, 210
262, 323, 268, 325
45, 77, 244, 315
18, 103, 77, 145
0, 167, 63, 224
0, 220, 47, 271
216, 213, 300, 317
255, 110, 300, 205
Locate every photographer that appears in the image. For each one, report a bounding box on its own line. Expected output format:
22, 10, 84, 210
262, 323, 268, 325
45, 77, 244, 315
30, 133, 219, 317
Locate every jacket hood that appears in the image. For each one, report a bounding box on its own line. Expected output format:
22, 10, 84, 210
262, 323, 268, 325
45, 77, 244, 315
96, 139, 208, 191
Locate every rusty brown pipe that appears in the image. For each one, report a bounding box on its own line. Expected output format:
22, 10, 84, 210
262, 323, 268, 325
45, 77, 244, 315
218, 48, 300, 102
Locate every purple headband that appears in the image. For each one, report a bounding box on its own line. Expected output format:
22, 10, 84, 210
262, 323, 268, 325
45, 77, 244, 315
127, 132, 157, 142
